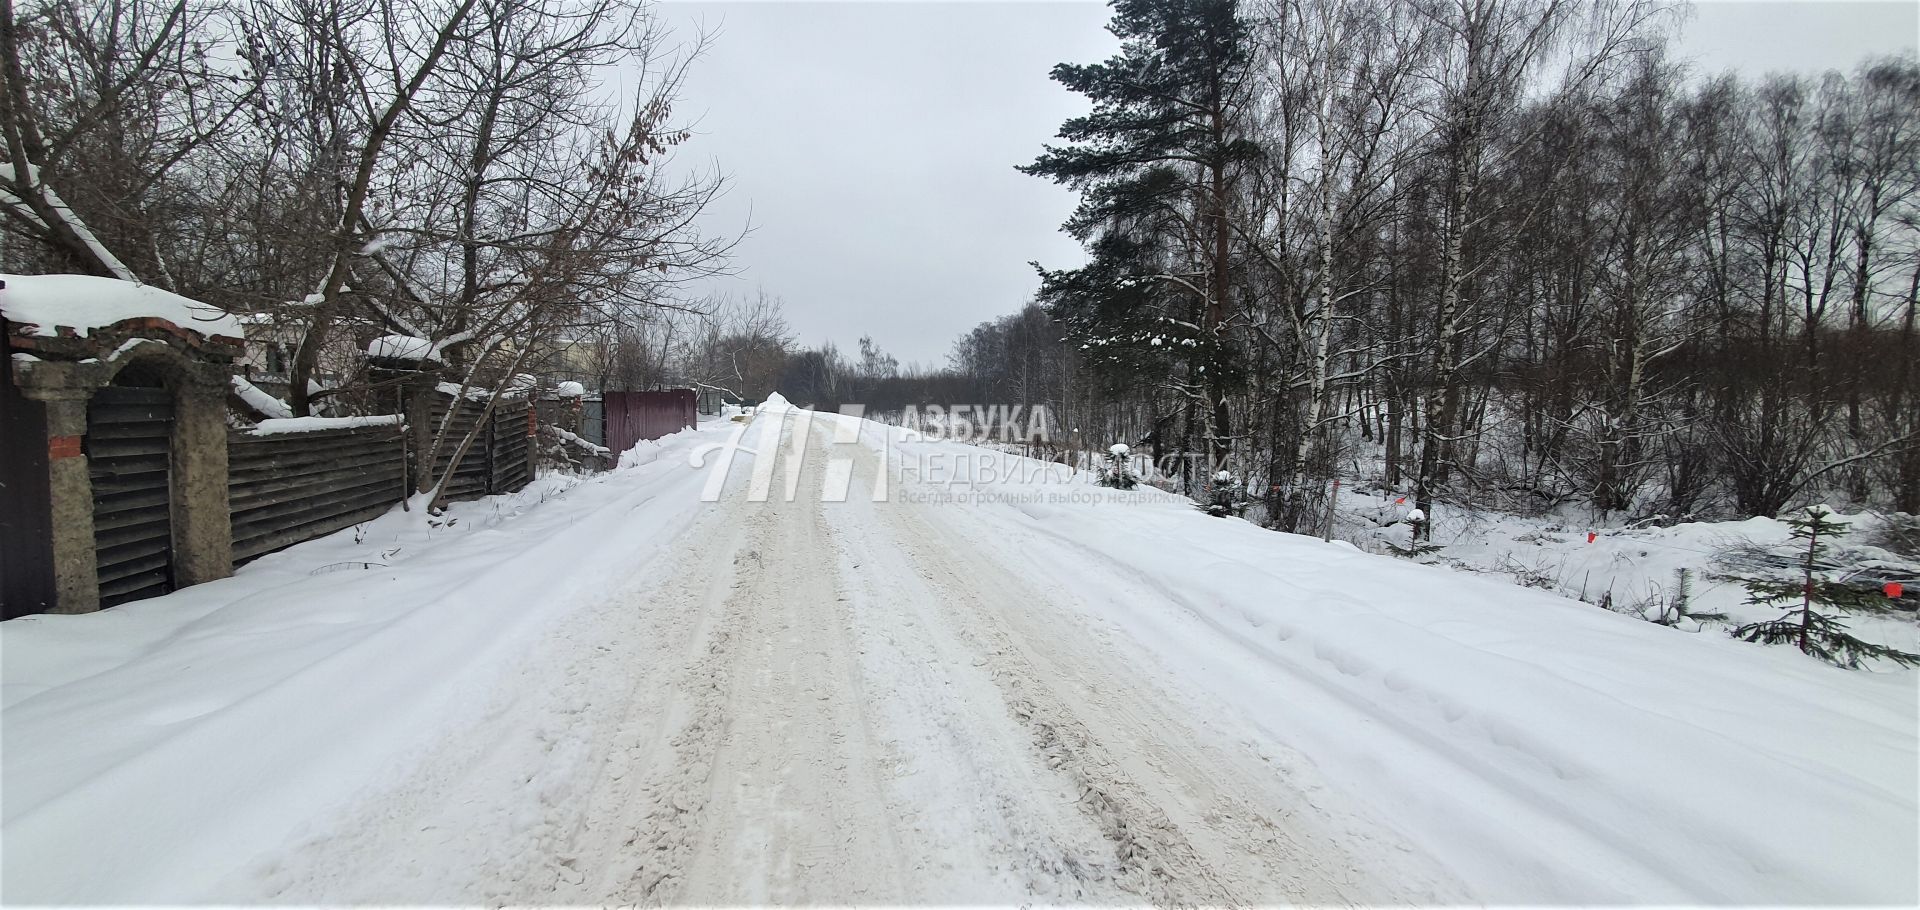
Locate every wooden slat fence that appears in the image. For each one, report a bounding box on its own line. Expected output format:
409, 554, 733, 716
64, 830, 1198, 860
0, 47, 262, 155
228, 423, 406, 564
422, 395, 491, 502
488, 399, 534, 494
416, 394, 533, 501
226, 395, 533, 567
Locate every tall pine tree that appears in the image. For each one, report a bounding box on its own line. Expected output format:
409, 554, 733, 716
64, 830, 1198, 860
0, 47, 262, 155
1021, 0, 1256, 487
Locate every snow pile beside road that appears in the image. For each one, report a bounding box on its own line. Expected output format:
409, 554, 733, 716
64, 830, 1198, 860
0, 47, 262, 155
850, 416, 1918, 904
0, 424, 737, 903
1335, 489, 1919, 653
0, 273, 242, 339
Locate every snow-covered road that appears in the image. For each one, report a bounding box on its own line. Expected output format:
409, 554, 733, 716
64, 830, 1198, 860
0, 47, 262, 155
226, 413, 1450, 904
4, 407, 1914, 904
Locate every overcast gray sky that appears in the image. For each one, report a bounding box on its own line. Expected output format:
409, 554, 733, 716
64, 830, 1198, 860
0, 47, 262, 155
655, 0, 1919, 368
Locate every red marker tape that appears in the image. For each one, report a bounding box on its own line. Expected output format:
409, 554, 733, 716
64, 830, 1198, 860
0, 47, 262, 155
1395, 497, 1406, 504
1587, 532, 1597, 544
1887, 582, 1905, 599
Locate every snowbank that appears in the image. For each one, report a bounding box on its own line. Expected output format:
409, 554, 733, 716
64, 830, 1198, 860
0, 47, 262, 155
1334, 489, 1919, 655
757, 391, 794, 412
847, 417, 1918, 904
249, 414, 403, 436
0, 273, 241, 339
615, 424, 701, 469
0, 423, 738, 902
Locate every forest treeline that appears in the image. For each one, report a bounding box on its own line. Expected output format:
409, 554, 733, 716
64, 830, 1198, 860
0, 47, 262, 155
657, 0, 1917, 529
1010, 0, 1920, 529
1017, 0, 1920, 529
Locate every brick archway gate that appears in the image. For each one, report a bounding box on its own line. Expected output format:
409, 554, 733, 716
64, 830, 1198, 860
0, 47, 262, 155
6, 325, 238, 615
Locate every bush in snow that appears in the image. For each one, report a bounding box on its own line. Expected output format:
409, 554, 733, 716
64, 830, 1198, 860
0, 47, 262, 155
1097, 443, 1137, 490
1865, 512, 1920, 560
1730, 507, 1920, 669
1198, 470, 1248, 518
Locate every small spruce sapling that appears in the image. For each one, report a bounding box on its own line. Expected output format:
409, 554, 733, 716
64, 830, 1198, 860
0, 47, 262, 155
1097, 443, 1138, 490
1199, 469, 1248, 517
1730, 507, 1920, 669
1385, 507, 1441, 560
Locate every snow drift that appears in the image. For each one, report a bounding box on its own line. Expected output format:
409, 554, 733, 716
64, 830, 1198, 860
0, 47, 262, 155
0, 426, 735, 902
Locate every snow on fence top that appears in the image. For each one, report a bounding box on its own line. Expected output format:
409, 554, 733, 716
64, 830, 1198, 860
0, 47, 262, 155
435, 381, 493, 401
0, 273, 242, 339
365, 333, 440, 364
248, 414, 404, 436
504, 373, 538, 396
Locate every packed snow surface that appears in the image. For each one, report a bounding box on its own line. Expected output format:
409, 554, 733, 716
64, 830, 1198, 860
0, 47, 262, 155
0, 273, 242, 338
1, 412, 1912, 904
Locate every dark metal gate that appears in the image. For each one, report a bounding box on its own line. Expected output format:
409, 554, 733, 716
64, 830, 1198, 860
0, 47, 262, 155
1, 349, 55, 619
603, 389, 697, 456
88, 386, 175, 606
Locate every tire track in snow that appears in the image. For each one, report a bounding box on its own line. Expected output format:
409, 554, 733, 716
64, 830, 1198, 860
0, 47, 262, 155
834, 429, 1243, 906
824, 434, 1140, 902
621, 413, 913, 905
220, 413, 1447, 905
615, 542, 759, 903
837, 419, 1462, 905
